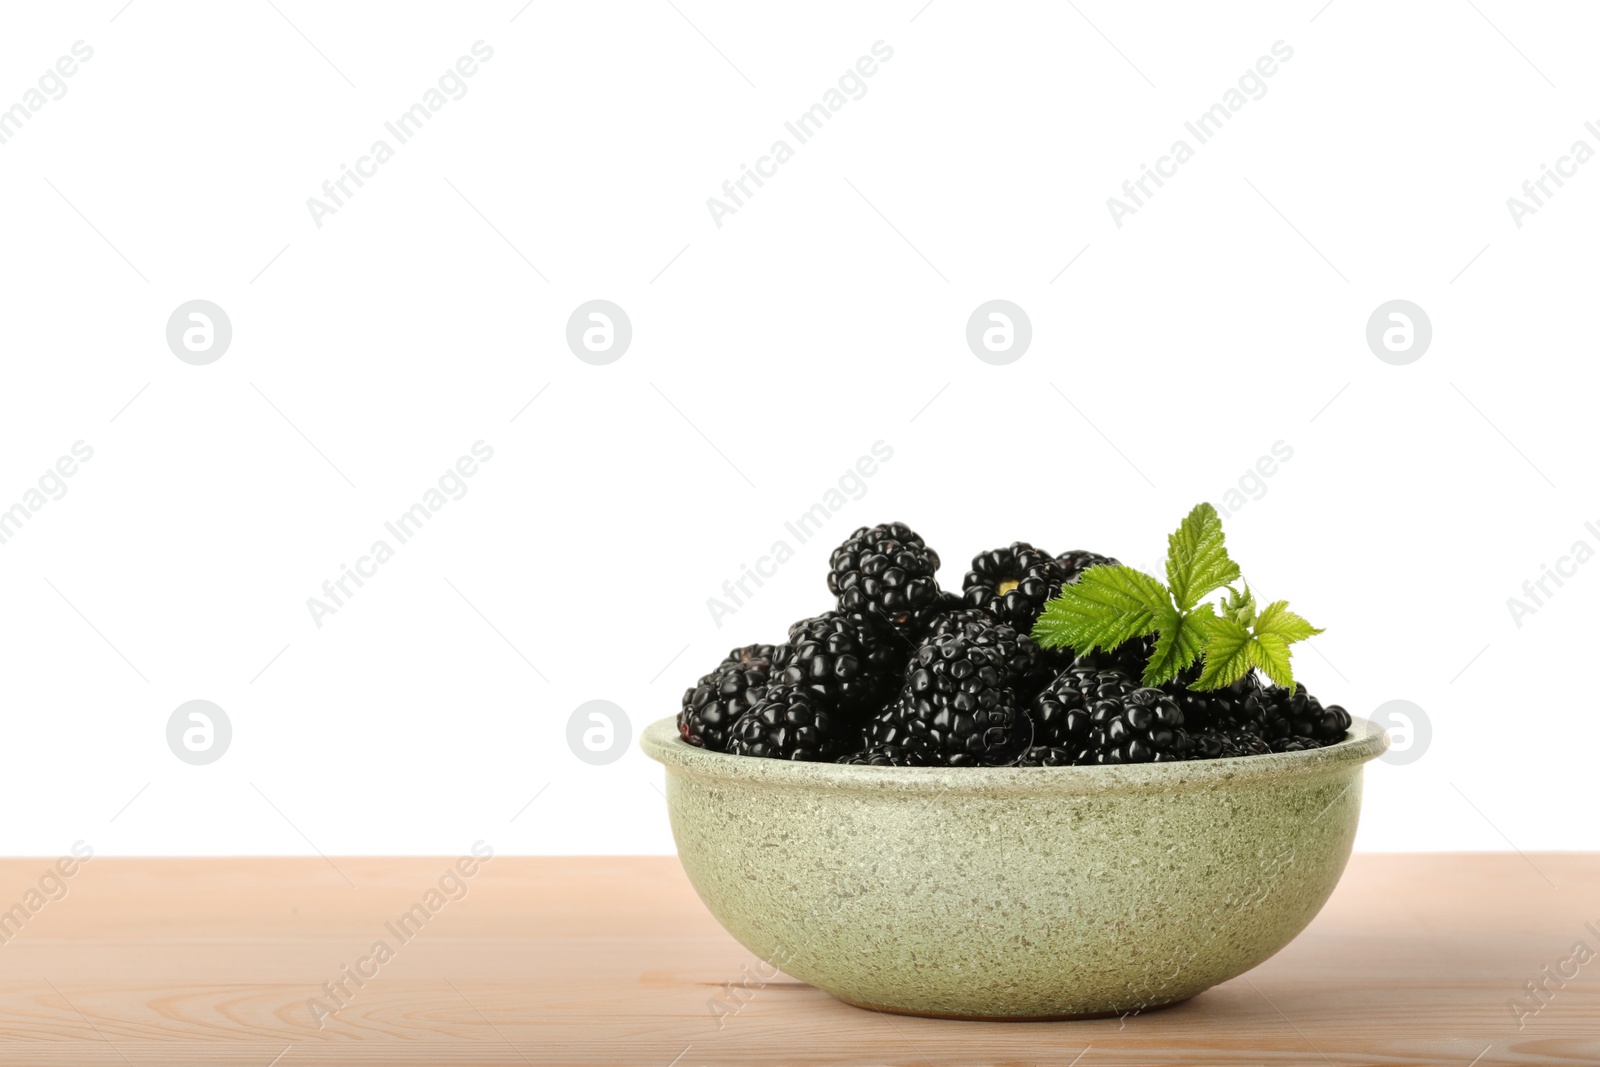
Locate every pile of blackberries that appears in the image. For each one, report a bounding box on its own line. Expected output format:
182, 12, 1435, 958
679, 524, 1350, 767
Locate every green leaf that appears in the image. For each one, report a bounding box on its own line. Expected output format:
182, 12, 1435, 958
1028, 503, 1329, 695
1191, 599, 1322, 690
1246, 601, 1322, 687
1249, 633, 1297, 688
1193, 616, 1256, 690
1252, 600, 1323, 643
1141, 602, 1217, 686
1031, 565, 1169, 652
1165, 503, 1242, 611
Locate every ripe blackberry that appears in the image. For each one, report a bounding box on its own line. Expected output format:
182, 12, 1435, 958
962, 542, 1072, 631
1189, 729, 1271, 759
1082, 687, 1189, 764
828, 523, 943, 635
1231, 731, 1272, 756
927, 606, 1000, 640
927, 608, 1047, 698
1015, 745, 1075, 767
1072, 635, 1156, 682
1320, 704, 1352, 741
1163, 670, 1263, 733
1190, 731, 1237, 759
859, 698, 955, 760
862, 704, 914, 747
1055, 549, 1120, 584
772, 612, 902, 715
1270, 735, 1322, 753
678, 644, 782, 752
895, 632, 1032, 766
726, 685, 849, 761
1245, 683, 1351, 744
837, 736, 939, 766
1029, 664, 1135, 754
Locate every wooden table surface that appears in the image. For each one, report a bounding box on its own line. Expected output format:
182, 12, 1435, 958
0, 854, 1593, 1066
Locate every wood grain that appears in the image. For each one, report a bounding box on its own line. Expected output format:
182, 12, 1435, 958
0, 853, 1592, 1065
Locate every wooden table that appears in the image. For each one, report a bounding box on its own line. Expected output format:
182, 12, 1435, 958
0, 854, 1593, 1066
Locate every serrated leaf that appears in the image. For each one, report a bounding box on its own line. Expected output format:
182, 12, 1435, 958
1031, 565, 1169, 652
1249, 633, 1296, 688
1193, 616, 1256, 690
1166, 503, 1242, 611
1141, 602, 1216, 686
1252, 600, 1323, 643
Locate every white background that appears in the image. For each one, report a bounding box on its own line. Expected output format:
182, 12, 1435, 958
0, 0, 1594, 856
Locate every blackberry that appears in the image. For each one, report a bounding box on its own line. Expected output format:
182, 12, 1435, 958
1073, 667, 1140, 705
726, 685, 849, 761
895, 632, 1032, 766
837, 736, 939, 766
1072, 635, 1156, 681
1082, 687, 1189, 764
1245, 683, 1351, 744
1055, 549, 1120, 584
772, 612, 901, 715
1270, 735, 1322, 753
1163, 670, 1263, 733
1015, 745, 1075, 767
1320, 704, 1352, 742
828, 523, 943, 635
862, 703, 913, 746
961, 542, 1072, 631
927, 606, 1001, 640
926, 608, 1047, 698
678, 644, 782, 751
860, 699, 942, 758
1189, 731, 1237, 760
1030, 665, 1128, 754
1231, 731, 1272, 756
1213, 674, 1266, 730
1189, 729, 1271, 759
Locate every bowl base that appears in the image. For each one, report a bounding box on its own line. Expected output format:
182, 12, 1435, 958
831, 991, 1197, 1022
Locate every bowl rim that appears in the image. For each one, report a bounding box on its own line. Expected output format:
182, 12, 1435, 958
641, 715, 1388, 796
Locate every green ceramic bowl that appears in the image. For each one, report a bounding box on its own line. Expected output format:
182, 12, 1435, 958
643, 715, 1387, 1020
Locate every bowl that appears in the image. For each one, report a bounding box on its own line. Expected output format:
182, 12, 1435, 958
642, 715, 1388, 1020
